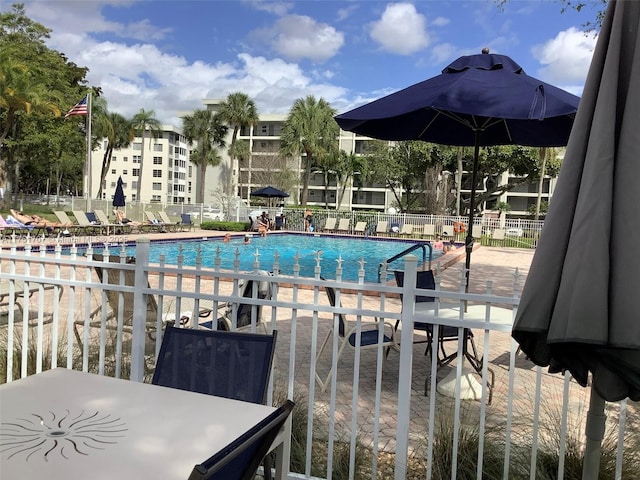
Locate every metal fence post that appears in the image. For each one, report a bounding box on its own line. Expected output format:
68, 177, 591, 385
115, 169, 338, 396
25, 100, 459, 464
130, 238, 150, 382
394, 255, 417, 479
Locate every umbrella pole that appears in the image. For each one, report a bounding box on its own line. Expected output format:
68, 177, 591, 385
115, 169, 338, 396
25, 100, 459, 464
582, 388, 606, 480
464, 133, 481, 292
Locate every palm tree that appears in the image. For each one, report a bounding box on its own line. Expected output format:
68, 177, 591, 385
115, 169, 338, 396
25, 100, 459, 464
217, 92, 259, 196
131, 109, 161, 202
279, 96, 338, 205
182, 109, 228, 204
94, 111, 133, 198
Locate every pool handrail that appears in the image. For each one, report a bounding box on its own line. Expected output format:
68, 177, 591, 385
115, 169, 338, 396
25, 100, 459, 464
377, 243, 432, 282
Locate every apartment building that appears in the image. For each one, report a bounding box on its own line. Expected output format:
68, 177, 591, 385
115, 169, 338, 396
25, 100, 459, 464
91, 103, 558, 217
91, 125, 203, 205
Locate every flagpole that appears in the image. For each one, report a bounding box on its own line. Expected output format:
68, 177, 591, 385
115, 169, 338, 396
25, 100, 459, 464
85, 90, 92, 211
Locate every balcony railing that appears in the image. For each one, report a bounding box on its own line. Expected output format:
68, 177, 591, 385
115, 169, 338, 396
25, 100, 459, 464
0, 239, 635, 479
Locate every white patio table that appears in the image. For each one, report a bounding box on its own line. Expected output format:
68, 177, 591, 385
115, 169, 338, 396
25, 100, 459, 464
0, 368, 287, 480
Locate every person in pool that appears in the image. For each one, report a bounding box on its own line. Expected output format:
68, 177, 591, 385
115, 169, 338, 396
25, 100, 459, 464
244, 234, 251, 245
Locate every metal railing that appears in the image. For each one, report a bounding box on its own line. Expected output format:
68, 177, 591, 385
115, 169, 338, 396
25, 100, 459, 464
0, 238, 634, 480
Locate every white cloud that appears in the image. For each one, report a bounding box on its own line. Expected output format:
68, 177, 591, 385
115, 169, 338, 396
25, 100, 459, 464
245, 0, 294, 16
431, 16, 450, 27
336, 5, 359, 22
369, 3, 430, 55
533, 27, 596, 85
430, 43, 457, 65
253, 15, 344, 63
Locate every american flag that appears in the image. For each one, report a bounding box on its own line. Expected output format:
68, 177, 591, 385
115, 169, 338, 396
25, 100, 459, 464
65, 95, 88, 118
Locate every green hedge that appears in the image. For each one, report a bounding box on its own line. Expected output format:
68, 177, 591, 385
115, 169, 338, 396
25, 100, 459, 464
200, 221, 250, 232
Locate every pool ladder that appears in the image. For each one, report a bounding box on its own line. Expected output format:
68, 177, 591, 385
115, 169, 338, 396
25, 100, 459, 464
377, 243, 433, 282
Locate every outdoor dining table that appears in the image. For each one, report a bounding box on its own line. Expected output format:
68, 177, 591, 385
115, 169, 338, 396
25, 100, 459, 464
412, 303, 514, 399
0, 368, 287, 480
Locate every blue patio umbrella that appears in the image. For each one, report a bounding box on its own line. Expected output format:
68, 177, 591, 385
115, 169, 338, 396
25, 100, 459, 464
513, 2, 640, 477
112, 176, 126, 208
335, 50, 580, 288
250, 186, 290, 199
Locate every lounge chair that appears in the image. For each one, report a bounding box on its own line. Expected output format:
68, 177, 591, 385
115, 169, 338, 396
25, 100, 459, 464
399, 224, 414, 237
315, 283, 397, 392
187, 399, 294, 480
157, 211, 179, 232
0, 215, 32, 238
353, 221, 367, 235
420, 224, 436, 239
73, 254, 213, 351
322, 217, 337, 232
0, 279, 63, 326
336, 218, 351, 234
72, 210, 106, 234
199, 270, 274, 333
95, 209, 131, 235
143, 211, 167, 232
8, 210, 55, 236
375, 221, 388, 236
491, 228, 506, 245
53, 211, 86, 235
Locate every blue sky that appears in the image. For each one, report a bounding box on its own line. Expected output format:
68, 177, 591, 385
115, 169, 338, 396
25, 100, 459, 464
10, 0, 600, 126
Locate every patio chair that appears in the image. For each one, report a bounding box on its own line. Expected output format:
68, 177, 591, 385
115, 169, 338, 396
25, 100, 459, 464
187, 399, 294, 480
179, 213, 195, 231
315, 283, 398, 392
374, 221, 388, 236
152, 326, 277, 402
199, 270, 274, 333
157, 211, 179, 232
153, 326, 280, 479
74, 254, 213, 350
353, 221, 367, 235
322, 217, 337, 232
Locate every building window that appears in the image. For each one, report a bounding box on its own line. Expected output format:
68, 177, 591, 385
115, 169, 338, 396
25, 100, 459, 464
133, 168, 140, 177
110, 182, 116, 188
111, 169, 116, 174
112, 156, 117, 162
133, 155, 141, 163
151, 195, 162, 202
131, 181, 137, 190
103, 140, 108, 149
153, 157, 163, 165
123, 156, 128, 162
152, 170, 162, 178
133, 142, 142, 150
122, 170, 128, 175
153, 144, 163, 152
152, 182, 162, 190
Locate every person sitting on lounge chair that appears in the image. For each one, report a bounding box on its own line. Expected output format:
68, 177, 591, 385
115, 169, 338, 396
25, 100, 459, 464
10, 209, 65, 233
258, 212, 269, 237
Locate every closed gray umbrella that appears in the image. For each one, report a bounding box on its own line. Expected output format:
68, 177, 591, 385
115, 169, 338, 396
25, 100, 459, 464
512, 1, 640, 477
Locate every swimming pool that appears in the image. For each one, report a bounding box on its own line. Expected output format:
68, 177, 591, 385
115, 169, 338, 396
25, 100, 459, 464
95, 233, 439, 283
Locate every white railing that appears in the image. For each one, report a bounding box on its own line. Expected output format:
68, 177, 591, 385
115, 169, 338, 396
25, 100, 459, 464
0, 239, 634, 479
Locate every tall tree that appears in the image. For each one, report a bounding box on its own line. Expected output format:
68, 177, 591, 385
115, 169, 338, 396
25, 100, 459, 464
131, 108, 161, 202
94, 108, 133, 199
1, 4, 88, 205
217, 92, 259, 196
279, 96, 338, 205
182, 109, 228, 204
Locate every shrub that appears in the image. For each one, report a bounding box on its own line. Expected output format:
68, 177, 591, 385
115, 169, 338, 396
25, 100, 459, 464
200, 221, 250, 231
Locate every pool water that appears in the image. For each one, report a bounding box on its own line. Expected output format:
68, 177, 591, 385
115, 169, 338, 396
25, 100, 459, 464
101, 234, 438, 283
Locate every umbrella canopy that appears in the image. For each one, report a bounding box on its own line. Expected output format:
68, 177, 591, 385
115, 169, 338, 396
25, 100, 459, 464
112, 176, 126, 208
512, 1, 639, 476
250, 186, 290, 198
335, 50, 580, 287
